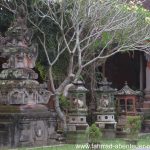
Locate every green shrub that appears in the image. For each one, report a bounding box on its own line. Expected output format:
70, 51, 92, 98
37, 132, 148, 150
86, 123, 102, 143
125, 116, 141, 139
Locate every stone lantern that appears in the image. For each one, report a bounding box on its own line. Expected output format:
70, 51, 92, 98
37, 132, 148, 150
115, 82, 141, 137
67, 80, 88, 132
94, 78, 117, 138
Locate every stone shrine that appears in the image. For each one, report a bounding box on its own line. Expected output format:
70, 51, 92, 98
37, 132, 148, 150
115, 82, 141, 137
67, 80, 88, 132
94, 78, 117, 138
0, 6, 57, 148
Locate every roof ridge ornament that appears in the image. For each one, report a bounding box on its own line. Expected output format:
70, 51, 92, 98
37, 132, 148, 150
115, 81, 141, 96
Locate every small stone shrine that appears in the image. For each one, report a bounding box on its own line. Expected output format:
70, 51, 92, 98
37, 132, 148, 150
67, 80, 88, 132
0, 6, 57, 148
115, 82, 141, 137
94, 78, 117, 138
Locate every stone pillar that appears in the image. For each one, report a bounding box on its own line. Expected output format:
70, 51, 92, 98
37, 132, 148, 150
142, 54, 150, 132
142, 60, 150, 113
145, 60, 150, 99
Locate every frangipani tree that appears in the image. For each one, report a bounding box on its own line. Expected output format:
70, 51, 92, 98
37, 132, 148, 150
1, 0, 150, 133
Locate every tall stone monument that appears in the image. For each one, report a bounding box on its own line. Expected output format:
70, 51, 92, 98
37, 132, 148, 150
94, 78, 117, 138
67, 80, 88, 143
0, 6, 57, 148
67, 80, 88, 132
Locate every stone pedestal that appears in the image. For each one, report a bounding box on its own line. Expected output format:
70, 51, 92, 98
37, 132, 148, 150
95, 112, 116, 138
67, 109, 88, 144
0, 108, 57, 148
68, 109, 88, 132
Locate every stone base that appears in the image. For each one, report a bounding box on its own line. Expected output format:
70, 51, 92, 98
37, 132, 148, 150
102, 129, 116, 139
0, 106, 57, 148
95, 121, 116, 129
67, 123, 88, 132
68, 111, 88, 132
95, 121, 116, 138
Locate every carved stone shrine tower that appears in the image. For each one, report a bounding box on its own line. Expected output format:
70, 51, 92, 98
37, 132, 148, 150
67, 81, 88, 132
94, 78, 117, 138
0, 6, 57, 148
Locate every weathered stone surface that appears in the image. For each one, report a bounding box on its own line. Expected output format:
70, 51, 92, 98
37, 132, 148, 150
94, 78, 117, 138
0, 80, 51, 105
0, 68, 38, 79
0, 110, 57, 148
0, 4, 57, 148
1, 48, 38, 69
67, 80, 88, 132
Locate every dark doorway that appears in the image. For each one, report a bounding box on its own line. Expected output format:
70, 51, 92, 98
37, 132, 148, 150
105, 52, 146, 90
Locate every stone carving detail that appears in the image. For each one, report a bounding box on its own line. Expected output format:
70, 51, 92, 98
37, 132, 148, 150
38, 89, 52, 104
2, 49, 38, 69
33, 121, 47, 141
100, 94, 109, 108
19, 123, 30, 142
0, 5, 50, 105
0, 69, 38, 80
73, 98, 84, 108
0, 87, 51, 105
35, 126, 43, 137
9, 89, 28, 104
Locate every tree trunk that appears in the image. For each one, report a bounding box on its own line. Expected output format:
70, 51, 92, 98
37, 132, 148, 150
46, 66, 67, 134
54, 92, 67, 135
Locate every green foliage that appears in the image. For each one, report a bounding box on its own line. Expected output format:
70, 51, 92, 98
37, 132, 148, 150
86, 123, 102, 143
125, 116, 141, 139
117, 1, 150, 21
59, 94, 70, 110
101, 32, 112, 48
35, 61, 47, 80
